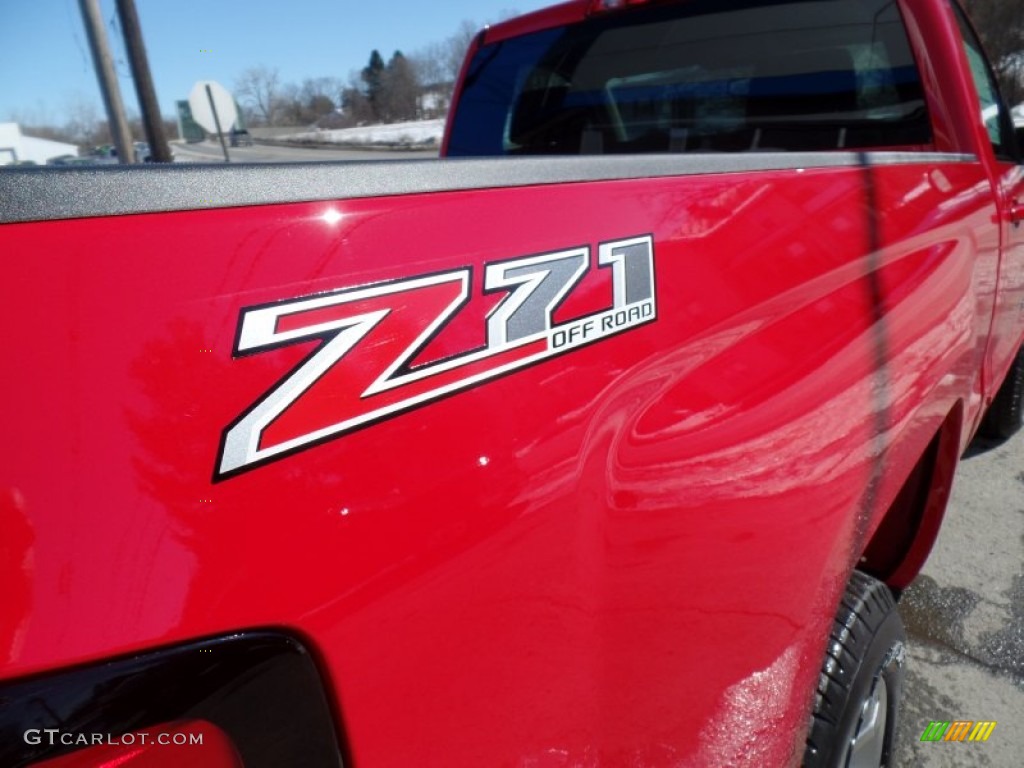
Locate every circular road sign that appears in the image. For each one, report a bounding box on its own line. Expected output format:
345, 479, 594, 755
188, 80, 239, 135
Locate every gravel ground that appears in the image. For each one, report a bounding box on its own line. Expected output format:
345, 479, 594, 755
893, 430, 1024, 766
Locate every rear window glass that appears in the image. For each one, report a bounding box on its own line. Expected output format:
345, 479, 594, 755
446, 0, 931, 156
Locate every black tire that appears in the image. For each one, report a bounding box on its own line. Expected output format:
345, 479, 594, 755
803, 570, 906, 768
979, 345, 1024, 441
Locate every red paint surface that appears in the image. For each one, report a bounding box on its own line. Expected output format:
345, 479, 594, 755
4, 2, 1024, 764
2, 157, 1019, 766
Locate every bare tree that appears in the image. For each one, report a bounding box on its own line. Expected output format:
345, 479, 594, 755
410, 19, 482, 88
409, 19, 483, 119
276, 82, 304, 126
5, 94, 172, 151
341, 70, 375, 125
410, 42, 448, 88
962, 0, 1024, 105
63, 97, 107, 145
299, 77, 343, 123
268, 78, 342, 127
235, 65, 283, 125
444, 20, 480, 83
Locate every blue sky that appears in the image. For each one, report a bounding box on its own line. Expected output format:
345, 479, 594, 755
0, 0, 554, 123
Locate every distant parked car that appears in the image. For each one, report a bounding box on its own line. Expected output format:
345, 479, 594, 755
87, 143, 151, 163
88, 145, 119, 165
230, 128, 253, 147
46, 155, 79, 166
49, 155, 100, 167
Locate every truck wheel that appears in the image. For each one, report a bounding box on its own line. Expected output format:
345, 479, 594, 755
803, 571, 905, 768
979, 346, 1024, 441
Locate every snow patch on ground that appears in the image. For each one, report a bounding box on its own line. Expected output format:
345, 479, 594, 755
282, 119, 445, 146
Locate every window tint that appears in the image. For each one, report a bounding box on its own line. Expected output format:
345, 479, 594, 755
950, 2, 1012, 159
447, 0, 931, 156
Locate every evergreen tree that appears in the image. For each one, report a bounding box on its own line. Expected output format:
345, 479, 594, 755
362, 50, 386, 120
381, 51, 420, 122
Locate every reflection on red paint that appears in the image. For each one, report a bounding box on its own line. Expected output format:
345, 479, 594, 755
0, 488, 33, 665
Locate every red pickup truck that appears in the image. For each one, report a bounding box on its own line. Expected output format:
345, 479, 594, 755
2, 0, 1022, 766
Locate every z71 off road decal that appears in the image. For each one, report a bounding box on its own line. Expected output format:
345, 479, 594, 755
217, 235, 656, 478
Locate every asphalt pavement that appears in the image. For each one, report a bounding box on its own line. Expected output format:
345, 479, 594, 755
894, 429, 1024, 766
171, 139, 438, 163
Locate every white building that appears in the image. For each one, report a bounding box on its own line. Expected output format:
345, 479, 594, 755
418, 87, 451, 119
0, 123, 78, 165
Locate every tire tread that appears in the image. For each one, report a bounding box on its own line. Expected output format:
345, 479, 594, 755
979, 346, 1024, 441
802, 570, 904, 768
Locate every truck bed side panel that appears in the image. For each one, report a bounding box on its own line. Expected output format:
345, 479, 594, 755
0, 157, 995, 765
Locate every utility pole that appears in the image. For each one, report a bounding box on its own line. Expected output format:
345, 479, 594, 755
206, 85, 231, 163
78, 0, 135, 164
116, 0, 173, 162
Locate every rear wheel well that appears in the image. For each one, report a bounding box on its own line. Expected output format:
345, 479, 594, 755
859, 402, 962, 590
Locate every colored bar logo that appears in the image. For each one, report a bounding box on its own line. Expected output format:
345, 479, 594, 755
920, 721, 997, 742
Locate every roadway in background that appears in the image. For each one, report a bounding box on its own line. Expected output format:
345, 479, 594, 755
171, 139, 438, 163
895, 429, 1023, 766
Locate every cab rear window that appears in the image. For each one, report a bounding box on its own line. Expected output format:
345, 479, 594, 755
446, 0, 931, 156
